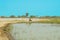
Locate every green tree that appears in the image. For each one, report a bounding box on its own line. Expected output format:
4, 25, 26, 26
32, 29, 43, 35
20, 15, 26, 18
30, 15, 37, 18
0, 16, 6, 18
18, 16, 21, 18
9, 15, 16, 18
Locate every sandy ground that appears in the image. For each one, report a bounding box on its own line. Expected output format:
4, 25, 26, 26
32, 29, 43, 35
0, 18, 50, 27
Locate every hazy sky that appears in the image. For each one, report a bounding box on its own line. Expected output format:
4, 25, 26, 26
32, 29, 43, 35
0, 0, 60, 16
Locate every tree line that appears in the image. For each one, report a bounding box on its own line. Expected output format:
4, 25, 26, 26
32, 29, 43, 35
0, 13, 38, 18
0, 13, 60, 18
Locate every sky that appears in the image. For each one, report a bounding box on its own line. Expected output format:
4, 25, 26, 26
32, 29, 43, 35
0, 0, 60, 16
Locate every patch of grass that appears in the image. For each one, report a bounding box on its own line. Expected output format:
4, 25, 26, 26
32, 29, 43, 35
39, 18, 60, 24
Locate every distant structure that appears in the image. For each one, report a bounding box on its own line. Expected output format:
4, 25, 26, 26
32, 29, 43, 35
26, 13, 29, 17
